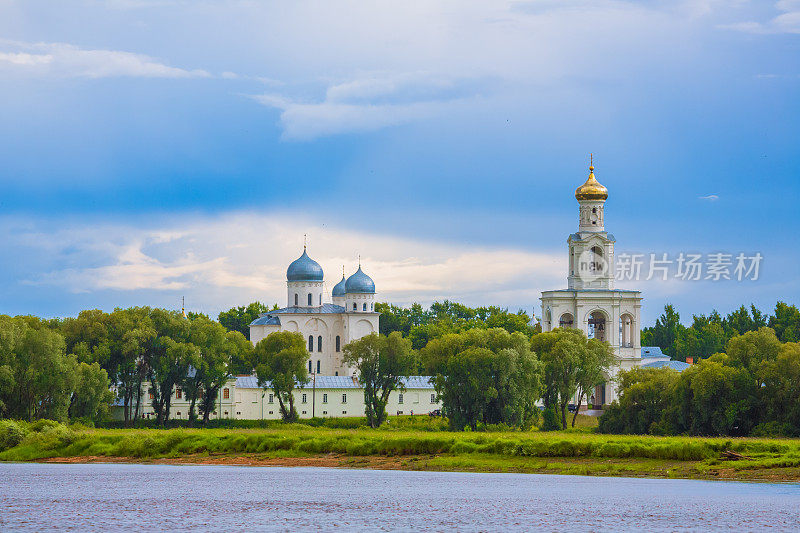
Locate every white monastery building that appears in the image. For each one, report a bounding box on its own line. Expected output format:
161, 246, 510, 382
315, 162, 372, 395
249, 248, 381, 377
540, 161, 677, 406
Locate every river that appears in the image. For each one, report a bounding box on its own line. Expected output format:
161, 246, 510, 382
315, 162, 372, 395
1, 463, 798, 531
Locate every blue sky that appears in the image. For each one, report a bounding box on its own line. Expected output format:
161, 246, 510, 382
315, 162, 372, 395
0, 0, 798, 325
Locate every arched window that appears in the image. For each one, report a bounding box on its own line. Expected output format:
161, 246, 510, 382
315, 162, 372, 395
308, 335, 313, 352
316, 360, 320, 373
317, 335, 322, 352
353, 302, 357, 311
308, 360, 312, 372
559, 313, 574, 328
363, 303, 367, 311
335, 336, 341, 352
307, 293, 312, 306
294, 293, 298, 306
319, 294, 322, 306
370, 303, 374, 311
590, 246, 604, 274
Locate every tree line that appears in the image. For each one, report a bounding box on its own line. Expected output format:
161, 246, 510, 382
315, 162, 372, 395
600, 327, 800, 437
641, 301, 799, 362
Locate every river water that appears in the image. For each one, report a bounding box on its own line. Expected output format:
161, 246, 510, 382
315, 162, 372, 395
1, 463, 799, 531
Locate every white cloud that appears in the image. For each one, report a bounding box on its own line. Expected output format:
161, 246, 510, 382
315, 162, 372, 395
699, 194, 719, 201
8, 212, 562, 316
719, 0, 800, 34
0, 40, 211, 78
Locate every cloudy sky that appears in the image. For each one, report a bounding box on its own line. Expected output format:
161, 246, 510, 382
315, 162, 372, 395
0, 0, 798, 324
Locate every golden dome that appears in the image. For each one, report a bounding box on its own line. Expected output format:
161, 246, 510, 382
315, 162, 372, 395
575, 165, 608, 201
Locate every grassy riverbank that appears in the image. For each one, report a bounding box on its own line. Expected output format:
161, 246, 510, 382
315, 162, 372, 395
2, 417, 800, 481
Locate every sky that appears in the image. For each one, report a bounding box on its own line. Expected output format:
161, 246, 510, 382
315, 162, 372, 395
0, 0, 798, 325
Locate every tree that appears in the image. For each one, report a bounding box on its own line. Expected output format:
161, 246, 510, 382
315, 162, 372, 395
253, 331, 309, 422
218, 302, 272, 340
342, 332, 415, 428
185, 317, 253, 425
760, 342, 800, 435
69, 362, 114, 423
598, 367, 680, 434
421, 328, 541, 430
724, 327, 782, 381
571, 338, 616, 427
531, 328, 615, 429
0, 315, 77, 422
640, 304, 683, 359
769, 302, 800, 343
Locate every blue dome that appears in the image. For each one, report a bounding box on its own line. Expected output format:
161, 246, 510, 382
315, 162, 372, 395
286, 249, 324, 281
345, 266, 375, 294
332, 275, 347, 297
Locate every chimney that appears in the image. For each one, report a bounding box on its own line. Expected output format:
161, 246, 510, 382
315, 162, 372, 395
686, 356, 694, 365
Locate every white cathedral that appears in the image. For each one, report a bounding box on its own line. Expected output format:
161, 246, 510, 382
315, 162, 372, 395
249, 251, 380, 377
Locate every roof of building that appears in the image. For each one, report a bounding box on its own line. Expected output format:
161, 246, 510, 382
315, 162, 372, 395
250, 315, 281, 326
642, 360, 691, 371
286, 249, 324, 282
332, 274, 347, 297
542, 289, 640, 294
568, 232, 616, 242
345, 266, 375, 294
234, 375, 436, 390
641, 346, 668, 358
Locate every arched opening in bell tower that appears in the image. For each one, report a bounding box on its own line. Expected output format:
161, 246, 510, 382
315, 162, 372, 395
588, 311, 607, 342
558, 313, 574, 328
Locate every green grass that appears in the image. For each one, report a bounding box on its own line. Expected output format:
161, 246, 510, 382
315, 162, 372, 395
2, 417, 799, 481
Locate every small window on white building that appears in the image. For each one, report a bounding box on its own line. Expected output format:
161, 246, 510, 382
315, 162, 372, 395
430, 394, 436, 404
302, 393, 307, 404
308, 360, 312, 372
269, 394, 274, 404
398, 393, 404, 404
307, 293, 312, 306
318, 335, 322, 352
295, 293, 299, 306
363, 303, 367, 311
317, 360, 321, 373
323, 393, 328, 404
336, 335, 341, 352
353, 302, 357, 311
223, 388, 230, 399
342, 393, 347, 404
308, 335, 314, 352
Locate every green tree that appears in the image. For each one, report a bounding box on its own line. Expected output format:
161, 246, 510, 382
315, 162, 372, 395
571, 337, 616, 427
598, 367, 681, 434
253, 331, 309, 422
218, 302, 272, 340
641, 304, 683, 359
0, 315, 77, 422
69, 362, 114, 423
342, 332, 416, 428
531, 328, 610, 429
421, 328, 541, 430
760, 342, 800, 435
769, 302, 800, 343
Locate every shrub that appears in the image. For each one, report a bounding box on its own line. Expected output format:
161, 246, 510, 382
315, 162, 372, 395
0, 420, 27, 451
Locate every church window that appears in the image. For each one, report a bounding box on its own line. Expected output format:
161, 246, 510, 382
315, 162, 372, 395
318, 335, 323, 352
336, 335, 341, 352
302, 393, 307, 404
353, 303, 357, 311
308, 335, 314, 352
559, 313, 574, 328
316, 360, 321, 373
371, 303, 374, 311
308, 360, 312, 372
223, 388, 230, 399
319, 294, 322, 306
363, 303, 367, 311
308, 293, 312, 306
295, 293, 298, 306
323, 393, 328, 404
342, 393, 347, 404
